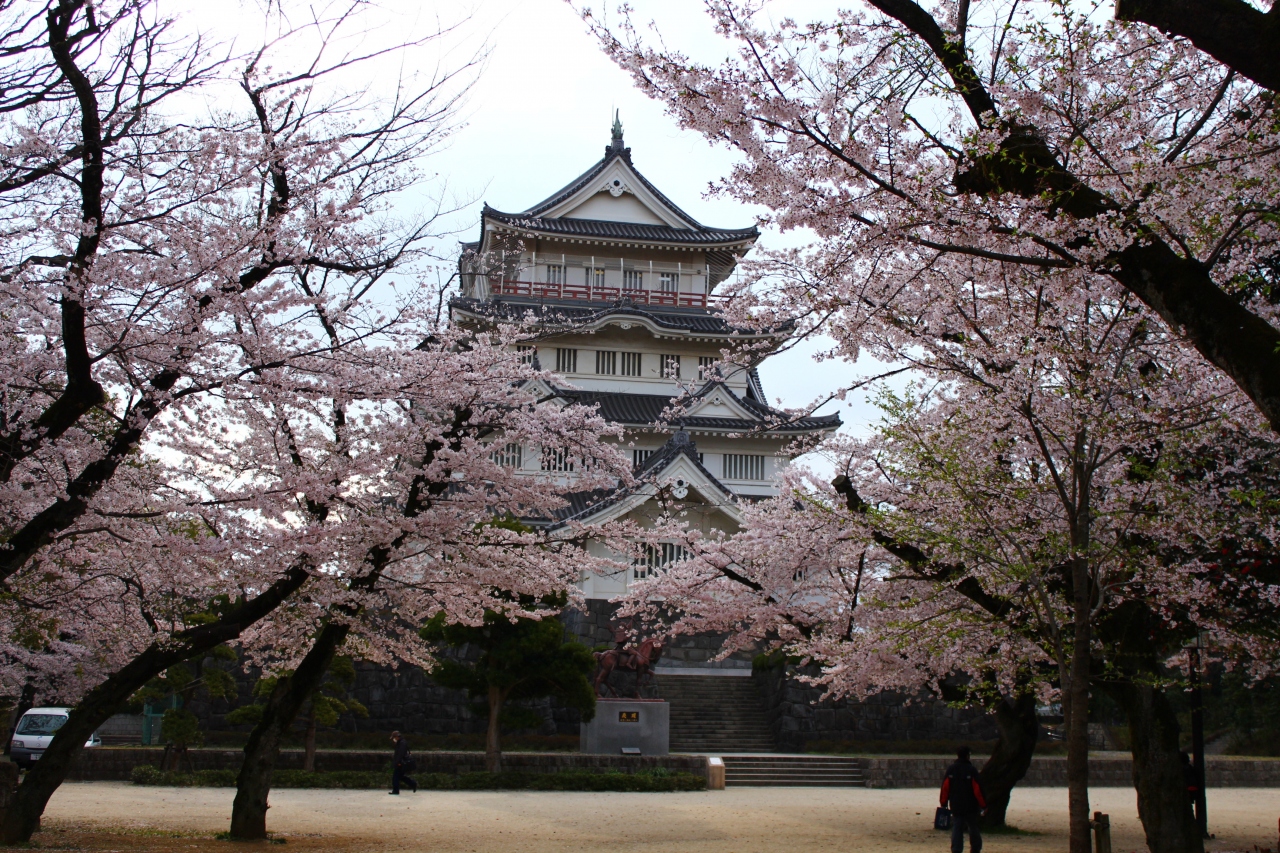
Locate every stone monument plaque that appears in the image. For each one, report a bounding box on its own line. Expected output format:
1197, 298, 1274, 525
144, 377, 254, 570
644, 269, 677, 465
581, 699, 669, 755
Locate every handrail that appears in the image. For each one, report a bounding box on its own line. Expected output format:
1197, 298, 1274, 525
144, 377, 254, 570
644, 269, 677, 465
488, 278, 724, 308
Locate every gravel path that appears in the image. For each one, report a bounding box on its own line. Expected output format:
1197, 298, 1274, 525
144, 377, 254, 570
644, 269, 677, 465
21, 782, 1280, 853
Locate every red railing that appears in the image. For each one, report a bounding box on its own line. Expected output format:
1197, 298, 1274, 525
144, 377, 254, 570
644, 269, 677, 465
488, 279, 723, 309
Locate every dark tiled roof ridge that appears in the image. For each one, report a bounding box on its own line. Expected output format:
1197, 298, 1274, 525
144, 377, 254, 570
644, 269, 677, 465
549, 431, 736, 525
552, 384, 841, 432
520, 147, 709, 232
482, 206, 758, 246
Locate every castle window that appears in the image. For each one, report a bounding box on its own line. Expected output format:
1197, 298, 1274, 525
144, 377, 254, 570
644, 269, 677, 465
545, 264, 565, 285
620, 352, 642, 377
540, 447, 575, 472
622, 270, 643, 292
633, 542, 690, 580
633, 448, 654, 468
516, 345, 535, 365
659, 272, 678, 292
723, 454, 765, 481
586, 267, 605, 289
660, 354, 681, 378
698, 356, 719, 379
556, 348, 577, 373
595, 350, 617, 375
491, 443, 523, 468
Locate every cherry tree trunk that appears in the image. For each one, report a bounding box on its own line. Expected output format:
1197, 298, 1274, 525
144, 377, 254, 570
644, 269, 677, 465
1106, 681, 1202, 853
485, 686, 506, 774
978, 693, 1041, 828
303, 709, 318, 773
3, 683, 35, 757
0, 569, 306, 846
1066, 554, 1093, 853
228, 622, 350, 840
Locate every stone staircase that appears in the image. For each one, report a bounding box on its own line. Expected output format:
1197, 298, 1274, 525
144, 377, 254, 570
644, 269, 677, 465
655, 673, 775, 754
722, 754, 866, 787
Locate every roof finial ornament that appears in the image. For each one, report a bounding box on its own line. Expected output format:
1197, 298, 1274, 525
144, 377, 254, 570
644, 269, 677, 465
607, 110, 631, 162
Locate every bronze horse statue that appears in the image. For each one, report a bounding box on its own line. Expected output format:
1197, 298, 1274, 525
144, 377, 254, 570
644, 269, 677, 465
592, 636, 664, 697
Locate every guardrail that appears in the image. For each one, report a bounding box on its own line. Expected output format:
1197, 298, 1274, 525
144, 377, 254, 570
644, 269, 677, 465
489, 279, 725, 309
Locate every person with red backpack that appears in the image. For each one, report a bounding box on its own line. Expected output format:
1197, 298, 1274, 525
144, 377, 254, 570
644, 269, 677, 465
940, 745, 987, 853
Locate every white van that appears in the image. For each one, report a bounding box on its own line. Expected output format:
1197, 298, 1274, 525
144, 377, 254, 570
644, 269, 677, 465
9, 708, 101, 769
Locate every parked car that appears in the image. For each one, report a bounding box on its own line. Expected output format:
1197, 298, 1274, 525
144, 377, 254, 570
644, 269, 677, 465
9, 708, 101, 770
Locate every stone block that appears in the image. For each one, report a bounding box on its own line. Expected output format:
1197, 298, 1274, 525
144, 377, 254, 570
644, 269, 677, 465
580, 700, 669, 757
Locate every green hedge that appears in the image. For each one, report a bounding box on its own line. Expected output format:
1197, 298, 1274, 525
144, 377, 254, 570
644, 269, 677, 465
129, 765, 705, 792
129, 766, 386, 788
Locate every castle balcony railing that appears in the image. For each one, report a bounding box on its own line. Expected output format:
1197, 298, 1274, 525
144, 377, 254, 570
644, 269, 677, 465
487, 278, 726, 309
464, 253, 734, 310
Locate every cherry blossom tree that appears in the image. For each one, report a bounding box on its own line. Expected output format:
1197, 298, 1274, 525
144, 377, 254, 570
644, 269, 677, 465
213, 327, 634, 839
616, 263, 1274, 853
584, 0, 1280, 430
0, 0, 638, 843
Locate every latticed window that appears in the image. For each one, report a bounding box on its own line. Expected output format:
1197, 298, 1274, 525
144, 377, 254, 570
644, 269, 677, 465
620, 352, 642, 376
595, 350, 617, 375
540, 447, 575, 472
545, 264, 565, 285
659, 354, 681, 378
556, 348, 577, 373
622, 270, 643, 291
698, 356, 718, 379
632, 448, 654, 468
633, 542, 691, 580
491, 442, 523, 468
723, 453, 766, 481
515, 345, 535, 365
659, 272, 678, 292
586, 267, 605, 289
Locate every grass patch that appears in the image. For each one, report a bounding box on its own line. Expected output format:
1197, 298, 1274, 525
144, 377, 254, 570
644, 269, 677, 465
130, 764, 704, 792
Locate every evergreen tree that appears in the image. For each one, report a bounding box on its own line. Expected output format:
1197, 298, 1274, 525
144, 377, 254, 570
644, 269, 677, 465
227, 657, 369, 771
421, 600, 596, 773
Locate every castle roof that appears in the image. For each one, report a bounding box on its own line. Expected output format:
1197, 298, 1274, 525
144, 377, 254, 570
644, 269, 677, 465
472, 119, 758, 254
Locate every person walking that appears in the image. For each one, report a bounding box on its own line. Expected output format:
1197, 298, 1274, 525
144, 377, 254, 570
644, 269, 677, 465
940, 745, 986, 853
390, 731, 417, 795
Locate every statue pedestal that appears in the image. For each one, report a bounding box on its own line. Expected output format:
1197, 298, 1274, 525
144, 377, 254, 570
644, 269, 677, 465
580, 699, 669, 756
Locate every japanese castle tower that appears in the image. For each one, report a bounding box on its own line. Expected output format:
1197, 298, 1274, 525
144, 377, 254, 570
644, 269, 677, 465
453, 118, 840, 604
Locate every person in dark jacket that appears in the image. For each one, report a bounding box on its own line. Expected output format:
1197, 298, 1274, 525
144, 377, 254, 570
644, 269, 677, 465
940, 745, 986, 853
390, 731, 417, 794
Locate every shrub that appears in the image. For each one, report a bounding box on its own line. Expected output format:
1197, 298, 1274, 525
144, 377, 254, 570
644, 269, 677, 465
129, 766, 237, 786
128, 765, 704, 791
129, 765, 163, 785
273, 770, 387, 789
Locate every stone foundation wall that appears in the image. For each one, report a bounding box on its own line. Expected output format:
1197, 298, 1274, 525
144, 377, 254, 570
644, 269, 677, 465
754, 663, 1000, 752
175, 608, 1003, 745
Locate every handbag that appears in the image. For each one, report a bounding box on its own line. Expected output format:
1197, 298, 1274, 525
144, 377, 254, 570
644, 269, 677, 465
403, 757, 417, 773
934, 807, 953, 830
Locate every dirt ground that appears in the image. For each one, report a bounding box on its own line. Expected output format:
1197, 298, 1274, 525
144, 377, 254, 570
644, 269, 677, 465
8, 782, 1280, 853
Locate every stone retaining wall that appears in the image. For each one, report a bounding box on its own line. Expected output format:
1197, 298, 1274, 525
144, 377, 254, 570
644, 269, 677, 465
61, 748, 708, 782
754, 663, 1000, 751
862, 756, 1280, 788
